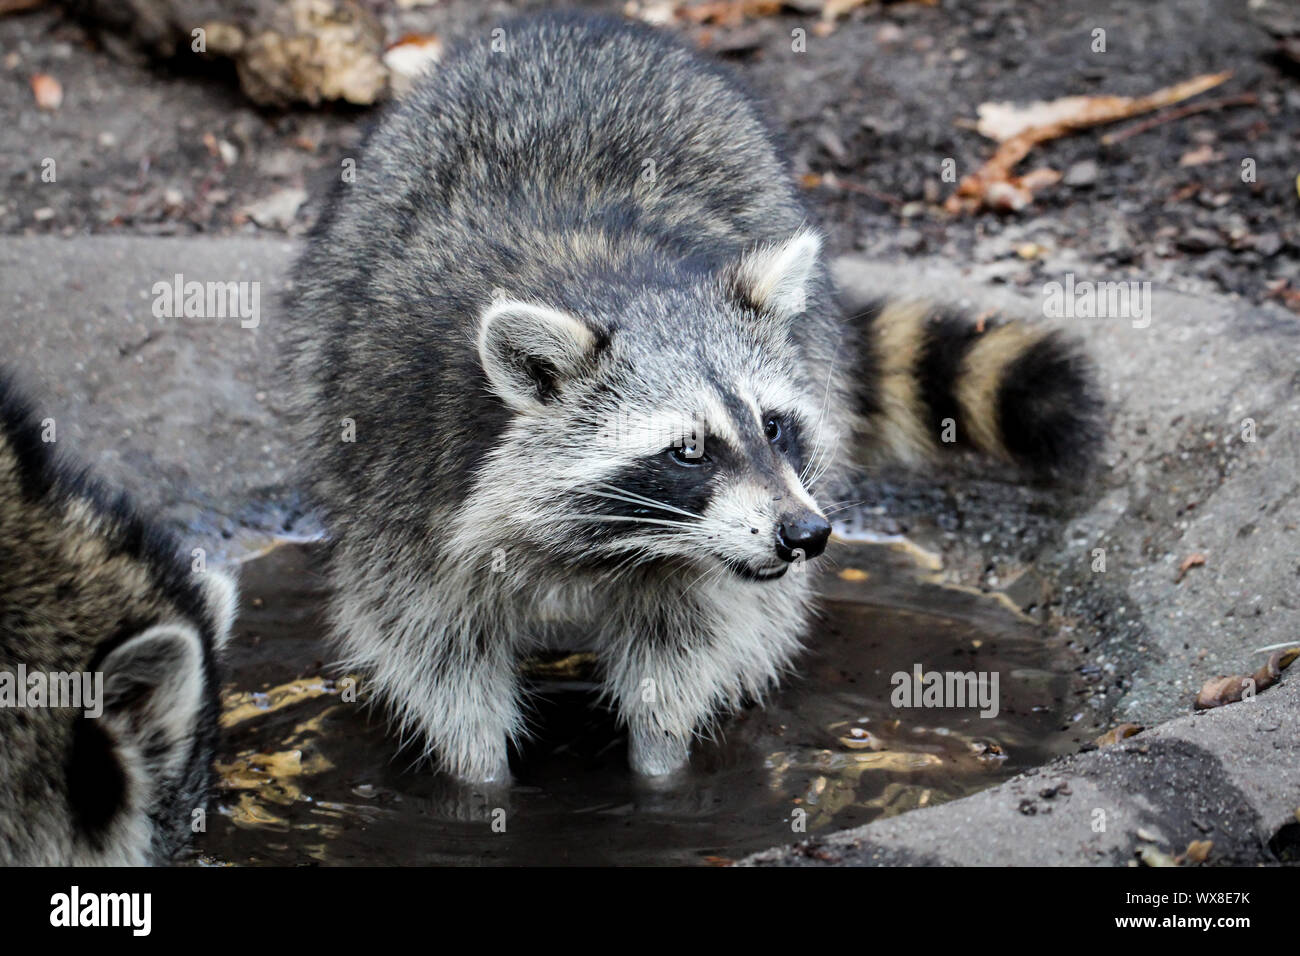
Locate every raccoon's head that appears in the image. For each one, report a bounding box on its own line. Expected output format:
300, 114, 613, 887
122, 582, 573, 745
466, 228, 837, 584
60, 568, 237, 865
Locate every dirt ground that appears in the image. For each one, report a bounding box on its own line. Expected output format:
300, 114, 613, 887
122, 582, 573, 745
3, 0, 1299, 307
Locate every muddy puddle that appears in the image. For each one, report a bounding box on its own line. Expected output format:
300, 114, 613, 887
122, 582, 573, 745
194, 537, 1095, 866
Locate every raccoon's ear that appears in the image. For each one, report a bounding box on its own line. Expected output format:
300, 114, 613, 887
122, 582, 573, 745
733, 227, 822, 320
69, 624, 208, 842
99, 623, 207, 758
478, 299, 599, 411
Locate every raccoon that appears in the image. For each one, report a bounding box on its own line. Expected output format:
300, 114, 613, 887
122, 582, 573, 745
284, 12, 1100, 783
0, 373, 237, 865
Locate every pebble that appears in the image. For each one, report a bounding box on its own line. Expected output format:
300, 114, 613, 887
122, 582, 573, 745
897, 228, 926, 253
1253, 233, 1283, 257
1063, 159, 1098, 187
1177, 228, 1223, 253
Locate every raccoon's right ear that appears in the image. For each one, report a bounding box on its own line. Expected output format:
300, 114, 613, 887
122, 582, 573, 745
477, 299, 599, 411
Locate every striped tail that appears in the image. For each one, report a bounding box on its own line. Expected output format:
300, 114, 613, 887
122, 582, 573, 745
848, 298, 1103, 477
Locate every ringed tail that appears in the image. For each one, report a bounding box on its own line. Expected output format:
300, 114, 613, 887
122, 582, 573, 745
848, 298, 1103, 476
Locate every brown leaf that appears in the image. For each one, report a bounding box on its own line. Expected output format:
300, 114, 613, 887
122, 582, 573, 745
1178, 144, 1219, 167
1138, 844, 1178, 867
946, 72, 1231, 215
30, 73, 62, 111
1194, 648, 1299, 709
1176, 552, 1206, 583
674, 0, 783, 26
1184, 840, 1212, 864
1095, 723, 1143, 747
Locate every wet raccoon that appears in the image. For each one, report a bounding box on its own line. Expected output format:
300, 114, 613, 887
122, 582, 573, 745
284, 13, 1101, 783
0, 374, 237, 864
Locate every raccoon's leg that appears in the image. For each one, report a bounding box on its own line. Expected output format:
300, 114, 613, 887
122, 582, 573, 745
623, 671, 695, 778
601, 588, 807, 777
848, 298, 1103, 476
328, 570, 522, 785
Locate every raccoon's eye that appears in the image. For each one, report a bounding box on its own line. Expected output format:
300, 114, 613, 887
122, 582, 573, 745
764, 416, 783, 443
669, 441, 708, 467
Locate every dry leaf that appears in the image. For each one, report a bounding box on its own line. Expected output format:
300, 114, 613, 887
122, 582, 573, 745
975, 96, 1111, 142
1185, 840, 1212, 864
1194, 648, 1300, 710
1178, 144, 1219, 166
946, 72, 1231, 215
1095, 723, 1143, 747
1138, 844, 1178, 867
822, 0, 872, 19
675, 0, 782, 25
383, 33, 443, 98
1176, 552, 1206, 583
30, 73, 62, 111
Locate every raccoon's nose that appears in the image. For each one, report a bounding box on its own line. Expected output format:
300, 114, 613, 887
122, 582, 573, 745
776, 514, 831, 562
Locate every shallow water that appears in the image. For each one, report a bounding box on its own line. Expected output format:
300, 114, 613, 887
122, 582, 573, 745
194, 539, 1091, 866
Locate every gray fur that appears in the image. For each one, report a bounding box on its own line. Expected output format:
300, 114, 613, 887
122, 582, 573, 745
284, 13, 1099, 783
0, 373, 236, 865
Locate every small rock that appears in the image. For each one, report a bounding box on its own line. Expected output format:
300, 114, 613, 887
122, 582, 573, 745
815, 126, 848, 165
897, 228, 926, 254
1062, 159, 1098, 187
241, 188, 308, 231
1252, 232, 1283, 257
218, 140, 240, 167
1176, 228, 1223, 253
876, 23, 904, 45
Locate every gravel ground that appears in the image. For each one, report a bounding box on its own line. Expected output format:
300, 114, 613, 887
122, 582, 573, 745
3, 0, 1298, 310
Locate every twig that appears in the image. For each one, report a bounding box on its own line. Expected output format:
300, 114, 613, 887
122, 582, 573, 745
800, 171, 903, 207
1100, 93, 1259, 145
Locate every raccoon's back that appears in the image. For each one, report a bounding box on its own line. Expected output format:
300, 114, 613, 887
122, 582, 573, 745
359, 13, 798, 261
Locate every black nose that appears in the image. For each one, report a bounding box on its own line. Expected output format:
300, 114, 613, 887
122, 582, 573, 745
776, 514, 831, 562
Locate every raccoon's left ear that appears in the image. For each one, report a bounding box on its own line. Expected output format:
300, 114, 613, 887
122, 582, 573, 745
732, 227, 823, 320
99, 623, 207, 748
68, 623, 209, 840
478, 299, 599, 412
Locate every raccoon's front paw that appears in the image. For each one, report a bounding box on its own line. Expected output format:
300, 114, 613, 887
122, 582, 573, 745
428, 772, 512, 822
449, 755, 513, 788
628, 727, 691, 777
439, 738, 513, 788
